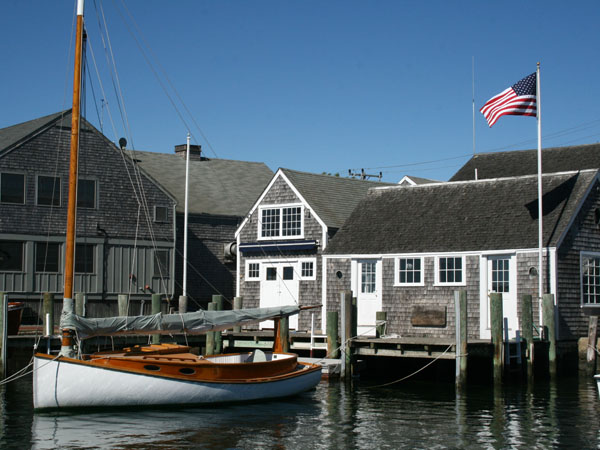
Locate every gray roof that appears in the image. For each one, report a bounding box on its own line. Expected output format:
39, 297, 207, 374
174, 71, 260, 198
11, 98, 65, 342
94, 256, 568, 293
451, 143, 600, 181
0, 111, 69, 153
280, 168, 395, 230
132, 150, 273, 216
325, 170, 598, 255
398, 175, 439, 186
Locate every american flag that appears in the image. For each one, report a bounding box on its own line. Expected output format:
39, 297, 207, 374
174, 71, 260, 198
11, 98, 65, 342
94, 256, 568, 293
480, 72, 537, 127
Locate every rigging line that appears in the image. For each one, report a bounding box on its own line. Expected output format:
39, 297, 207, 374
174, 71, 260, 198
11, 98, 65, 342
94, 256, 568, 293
360, 154, 473, 171
115, 0, 220, 159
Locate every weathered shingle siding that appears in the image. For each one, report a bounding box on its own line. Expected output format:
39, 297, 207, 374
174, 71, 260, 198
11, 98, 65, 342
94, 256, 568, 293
556, 179, 600, 339
515, 252, 544, 332
238, 176, 325, 331
325, 258, 351, 335
174, 214, 239, 308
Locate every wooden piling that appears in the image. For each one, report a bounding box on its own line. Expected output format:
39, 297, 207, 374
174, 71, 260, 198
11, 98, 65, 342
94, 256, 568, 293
520, 294, 534, 379
178, 295, 188, 314
0, 293, 7, 379
341, 290, 354, 379
43, 292, 54, 336
587, 316, 598, 375
233, 296, 243, 332
542, 293, 557, 378
206, 302, 216, 355
376, 311, 387, 338
279, 316, 290, 352
151, 294, 161, 344
490, 292, 503, 384
117, 294, 128, 317
327, 311, 339, 358
454, 290, 467, 388
212, 295, 223, 354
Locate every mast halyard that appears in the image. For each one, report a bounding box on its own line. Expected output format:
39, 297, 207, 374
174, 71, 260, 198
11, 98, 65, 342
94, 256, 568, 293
60, 0, 85, 357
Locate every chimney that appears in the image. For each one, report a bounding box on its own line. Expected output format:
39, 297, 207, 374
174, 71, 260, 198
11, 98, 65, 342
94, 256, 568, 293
174, 143, 203, 160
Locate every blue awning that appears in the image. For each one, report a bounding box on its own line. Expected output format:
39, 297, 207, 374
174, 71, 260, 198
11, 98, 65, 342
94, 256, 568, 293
239, 239, 318, 254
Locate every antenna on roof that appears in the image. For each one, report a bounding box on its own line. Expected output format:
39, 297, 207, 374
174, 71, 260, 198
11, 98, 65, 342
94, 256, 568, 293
348, 169, 383, 181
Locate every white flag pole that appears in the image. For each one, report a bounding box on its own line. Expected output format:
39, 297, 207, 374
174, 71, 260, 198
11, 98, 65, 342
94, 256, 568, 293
183, 133, 190, 297
536, 62, 544, 322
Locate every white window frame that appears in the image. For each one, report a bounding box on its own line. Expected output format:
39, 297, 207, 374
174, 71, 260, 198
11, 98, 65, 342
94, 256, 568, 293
394, 256, 424, 286
581, 251, 600, 307
257, 203, 304, 240
245, 261, 261, 280
299, 258, 316, 280
435, 255, 466, 286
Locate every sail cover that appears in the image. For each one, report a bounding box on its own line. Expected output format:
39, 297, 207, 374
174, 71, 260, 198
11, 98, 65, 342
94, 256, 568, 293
60, 305, 300, 339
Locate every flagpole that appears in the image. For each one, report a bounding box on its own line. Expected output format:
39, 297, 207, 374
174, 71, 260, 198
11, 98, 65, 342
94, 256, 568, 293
536, 62, 544, 321
183, 133, 190, 297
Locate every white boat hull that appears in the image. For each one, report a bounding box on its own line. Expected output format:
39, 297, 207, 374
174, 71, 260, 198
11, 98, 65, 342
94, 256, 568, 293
33, 355, 321, 409
595, 374, 600, 399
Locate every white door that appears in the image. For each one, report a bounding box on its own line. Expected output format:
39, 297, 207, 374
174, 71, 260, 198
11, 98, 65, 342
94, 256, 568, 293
354, 259, 382, 337
260, 262, 299, 330
481, 255, 517, 339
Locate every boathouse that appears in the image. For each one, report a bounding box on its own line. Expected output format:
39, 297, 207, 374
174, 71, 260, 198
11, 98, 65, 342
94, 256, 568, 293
323, 169, 600, 347
235, 168, 392, 331
0, 111, 176, 317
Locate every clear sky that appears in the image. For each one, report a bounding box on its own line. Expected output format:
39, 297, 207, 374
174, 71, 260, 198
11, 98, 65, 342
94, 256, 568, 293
1, 1, 599, 182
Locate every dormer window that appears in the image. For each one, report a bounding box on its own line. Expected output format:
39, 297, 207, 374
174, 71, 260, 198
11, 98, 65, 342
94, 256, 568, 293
259, 204, 303, 239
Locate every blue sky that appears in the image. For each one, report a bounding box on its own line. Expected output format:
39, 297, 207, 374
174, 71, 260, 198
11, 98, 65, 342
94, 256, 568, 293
1, 1, 599, 182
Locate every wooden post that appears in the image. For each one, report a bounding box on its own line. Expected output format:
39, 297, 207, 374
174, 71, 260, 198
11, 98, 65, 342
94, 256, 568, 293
0, 294, 7, 379
587, 316, 598, 375
151, 293, 161, 344
327, 311, 339, 359
233, 296, 243, 332
376, 311, 387, 338
490, 293, 503, 384
521, 294, 534, 380
341, 290, 353, 379
43, 292, 54, 336
542, 293, 557, 378
273, 316, 290, 353
212, 295, 223, 354
75, 292, 86, 317
454, 290, 468, 388
118, 294, 128, 317
178, 295, 188, 314
206, 302, 216, 355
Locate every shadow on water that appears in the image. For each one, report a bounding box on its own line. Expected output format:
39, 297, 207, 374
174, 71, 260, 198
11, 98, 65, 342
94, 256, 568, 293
1, 373, 600, 449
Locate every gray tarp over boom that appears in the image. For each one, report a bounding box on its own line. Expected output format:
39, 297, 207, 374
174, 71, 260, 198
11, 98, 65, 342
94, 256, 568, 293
60, 306, 300, 339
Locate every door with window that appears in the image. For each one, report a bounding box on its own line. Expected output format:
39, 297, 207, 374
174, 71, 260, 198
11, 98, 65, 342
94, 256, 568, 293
481, 255, 517, 339
353, 259, 382, 337
260, 262, 299, 330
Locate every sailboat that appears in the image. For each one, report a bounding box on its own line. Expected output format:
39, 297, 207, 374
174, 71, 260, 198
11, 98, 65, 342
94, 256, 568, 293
32, 0, 321, 410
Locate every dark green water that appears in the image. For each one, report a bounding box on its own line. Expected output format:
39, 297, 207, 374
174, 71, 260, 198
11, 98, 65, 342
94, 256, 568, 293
1, 373, 599, 449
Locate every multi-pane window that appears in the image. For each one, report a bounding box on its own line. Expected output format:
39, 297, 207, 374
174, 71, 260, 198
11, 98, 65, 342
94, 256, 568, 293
491, 258, 510, 293
0, 241, 24, 271
582, 254, 600, 305
361, 261, 377, 293
37, 175, 61, 206
301, 261, 314, 278
282, 207, 302, 236
36, 242, 61, 273
153, 249, 169, 277
75, 243, 95, 273
247, 262, 260, 279
260, 205, 302, 238
438, 256, 463, 284
77, 179, 96, 209
398, 257, 422, 285
0, 173, 25, 204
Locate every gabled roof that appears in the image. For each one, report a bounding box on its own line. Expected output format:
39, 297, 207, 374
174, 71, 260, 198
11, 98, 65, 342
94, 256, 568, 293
0, 111, 69, 154
131, 150, 273, 216
398, 175, 439, 186
451, 143, 600, 181
280, 169, 395, 230
325, 170, 599, 255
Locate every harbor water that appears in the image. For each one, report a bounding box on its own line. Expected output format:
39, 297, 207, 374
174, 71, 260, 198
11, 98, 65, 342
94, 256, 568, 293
1, 372, 599, 449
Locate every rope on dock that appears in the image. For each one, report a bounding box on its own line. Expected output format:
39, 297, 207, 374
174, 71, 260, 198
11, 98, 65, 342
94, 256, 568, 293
368, 344, 454, 388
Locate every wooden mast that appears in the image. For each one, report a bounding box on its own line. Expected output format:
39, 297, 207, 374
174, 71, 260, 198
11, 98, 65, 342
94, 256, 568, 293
60, 0, 85, 357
